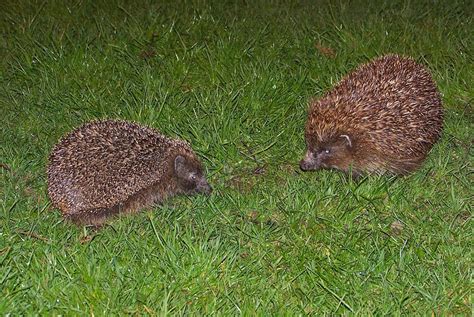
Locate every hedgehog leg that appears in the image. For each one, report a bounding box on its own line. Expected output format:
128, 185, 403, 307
343, 164, 364, 181
121, 184, 166, 214
348, 170, 364, 182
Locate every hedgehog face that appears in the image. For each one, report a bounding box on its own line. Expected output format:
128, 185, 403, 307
300, 134, 354, 172
174, 155, 212, 195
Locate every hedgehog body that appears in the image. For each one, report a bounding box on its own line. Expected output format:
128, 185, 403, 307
47, 120, 211, 226
300, 55, 443, 176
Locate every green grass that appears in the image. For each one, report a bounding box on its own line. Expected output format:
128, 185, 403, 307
1, 0, 472, 314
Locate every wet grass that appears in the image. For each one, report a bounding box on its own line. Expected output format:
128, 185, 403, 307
0, 0, 472, 314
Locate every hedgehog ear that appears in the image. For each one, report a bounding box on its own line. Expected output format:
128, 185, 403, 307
339, 134, 352, 148
174, 155, 187, 175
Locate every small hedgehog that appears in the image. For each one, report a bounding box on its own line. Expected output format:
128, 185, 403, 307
47, 119, 212, 226
300, 54, 443, 177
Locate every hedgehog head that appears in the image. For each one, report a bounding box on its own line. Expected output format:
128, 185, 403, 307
173, 153, 212, 195
300, 132, 355, 173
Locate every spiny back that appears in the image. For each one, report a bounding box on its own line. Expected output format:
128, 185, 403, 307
307, 55, 443, 159
47, 119, 195, 212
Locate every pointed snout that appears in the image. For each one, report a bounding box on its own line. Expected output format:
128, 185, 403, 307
299, 151, 320, 171
299, 159, 314, 171
197, 179, 213, 195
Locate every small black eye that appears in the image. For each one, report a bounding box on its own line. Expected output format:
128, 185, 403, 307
324, 149, 331, 154
190, 174, 197, 181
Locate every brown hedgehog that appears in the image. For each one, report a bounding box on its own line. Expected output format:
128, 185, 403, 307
47, 119, 212, 226
300, 54, 443, 177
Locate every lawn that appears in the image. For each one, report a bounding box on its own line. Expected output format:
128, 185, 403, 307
0, 0, 472, 314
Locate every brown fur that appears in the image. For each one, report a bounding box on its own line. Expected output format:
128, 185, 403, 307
47, 119, 211, 226
302, 54, 443, 176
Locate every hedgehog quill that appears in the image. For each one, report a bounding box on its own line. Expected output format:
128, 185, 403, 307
47, 120, 212, 226
300, 55, 443, 177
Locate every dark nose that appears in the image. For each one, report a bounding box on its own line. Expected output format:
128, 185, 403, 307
300, 159, 311, 171
203, 183, 212, 195
198, 181, 213, 195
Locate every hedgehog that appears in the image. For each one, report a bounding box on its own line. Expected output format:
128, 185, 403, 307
300, 54, 443, 177
47, 119, 212, 226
